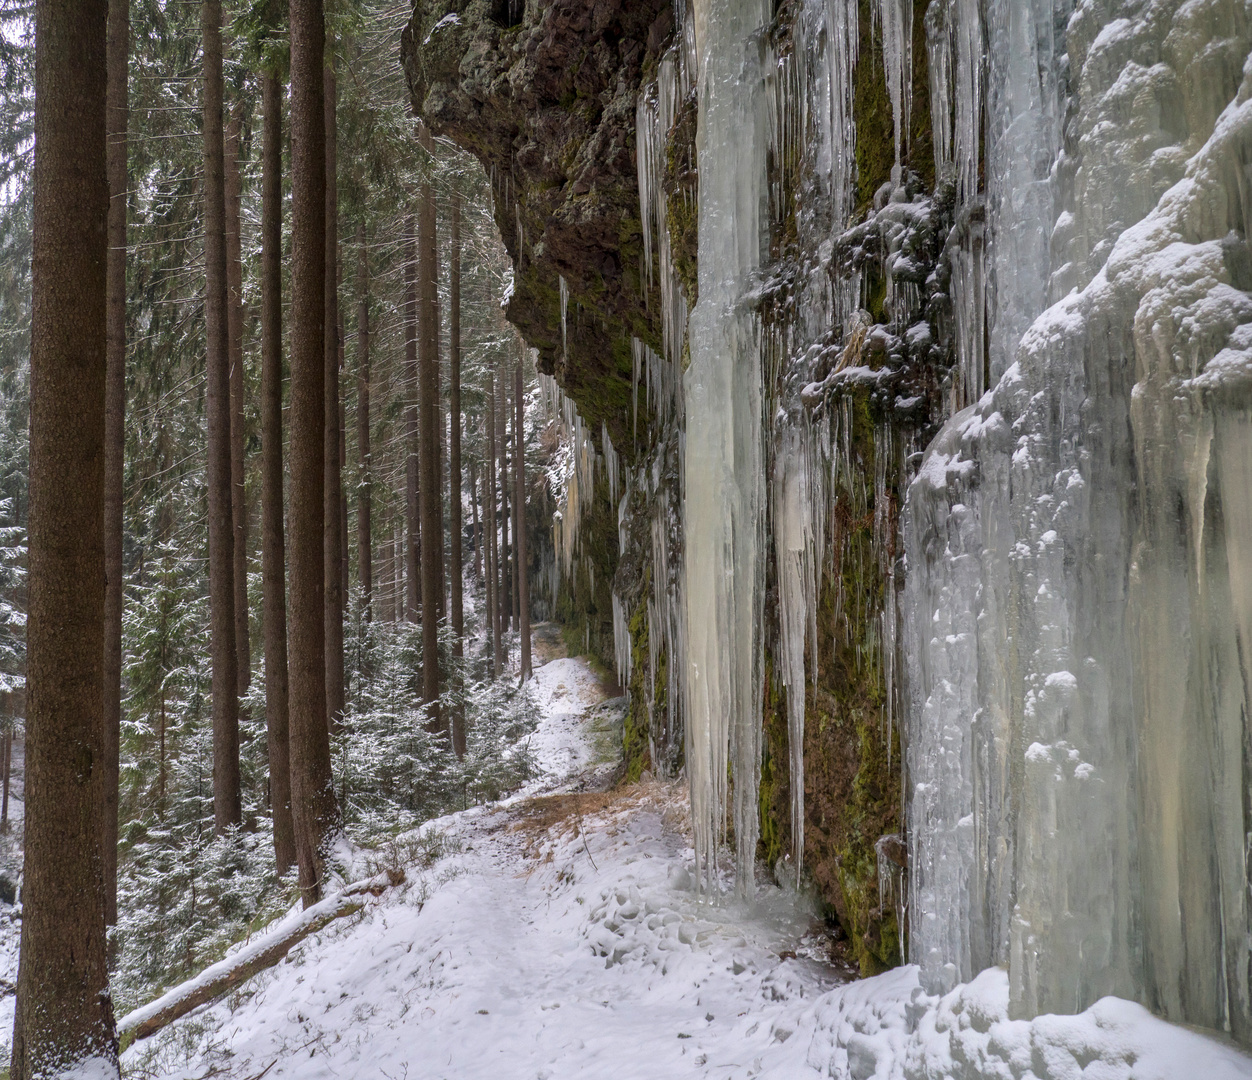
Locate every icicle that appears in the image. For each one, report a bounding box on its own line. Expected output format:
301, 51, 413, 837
612, 592, 633, 686
872, 0, 913, 163
773, 420, 823, 884
542, 375, 599, 585
559, 274, 569, 358
602, 422, 619, 505
683, 0, 771, 899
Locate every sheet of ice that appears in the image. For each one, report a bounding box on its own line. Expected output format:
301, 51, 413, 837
904, 0, 1252, 1036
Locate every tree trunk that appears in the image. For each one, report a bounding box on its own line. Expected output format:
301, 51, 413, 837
404, 221, 420, 622
498, 382, 511, 639
1, 722, 12, 832
509, 376, 520, 633
355, 222, 371, 616
486, 376, 502, 678
102, 0, 127, 929
202, 0, 240, 835
289, 0, 340, 904
514, 354, 531, 682
338, 284, 348, 614
12, 0, 118, 1066
438, 398, 446, 622
226, 108, 250, 699
260, 70, 295, 875
448, 191, 464, 756
418, 129, 441, 727
470, 458, 481, 582
323, 57, 344, 736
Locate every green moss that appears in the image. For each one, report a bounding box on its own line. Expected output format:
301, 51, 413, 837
663, 91, 699, 304
757, 382, 905, 977
622, 594, 652, 781
853, 0, 938, 212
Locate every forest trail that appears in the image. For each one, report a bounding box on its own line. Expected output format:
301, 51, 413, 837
121, 650, 1252, 1080
122, 651, 844, 1079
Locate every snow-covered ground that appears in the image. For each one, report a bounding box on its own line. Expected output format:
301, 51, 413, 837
120, 653, 1252, 1080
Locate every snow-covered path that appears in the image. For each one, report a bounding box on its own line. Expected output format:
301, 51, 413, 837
124, 654, 842, 1078
124, 654, 1252, 1080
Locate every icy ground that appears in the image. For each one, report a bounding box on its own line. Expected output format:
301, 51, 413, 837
121, 653, 1252, 1079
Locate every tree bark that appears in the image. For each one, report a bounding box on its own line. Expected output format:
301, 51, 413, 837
203, 0, 240, 835
323, 57, 344, 735
448, 192, 464, 756
514, 354, 531, 682
418, 128, 441, 727
226, 108, 250, 699
470, 458, 481, 583
404, 221, 420, 622
0, 723, 11, 833
260, 71, 295, 875
289, 0, 340, 904
509, 374, 520, 633
12, 0, 118, 1066
102, 0, 127, 929
356, 222, 371, 616
486, 376, 502, 677
338, 279, 348, 614
498, 381, 511, 639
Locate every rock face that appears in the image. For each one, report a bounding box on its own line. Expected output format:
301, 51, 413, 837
401, 0, 672, 451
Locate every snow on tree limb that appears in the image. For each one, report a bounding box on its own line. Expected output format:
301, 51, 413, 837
117, 869, 404, 1047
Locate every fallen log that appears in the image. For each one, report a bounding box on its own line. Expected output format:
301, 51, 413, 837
117, 868, 404, 1048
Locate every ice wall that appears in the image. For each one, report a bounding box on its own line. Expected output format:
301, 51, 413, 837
905, 0, 1252, 1039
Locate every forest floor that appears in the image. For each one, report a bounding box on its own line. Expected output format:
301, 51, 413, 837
24, 644, 1252, 1079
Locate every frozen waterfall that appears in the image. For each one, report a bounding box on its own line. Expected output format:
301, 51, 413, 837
905, 0, 1252, 1039
682, 0, 771, 898
626, 0, 1252, 1045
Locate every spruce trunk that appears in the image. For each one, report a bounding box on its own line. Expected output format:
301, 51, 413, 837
260, 70, 295, 874
289, 0, 340, 904
226, 109, 250, 698
514, 355, 531, 682
12, 0, 118, 1066
486, 376, 502, 677
470, 458, 481, 582
203, 0, 240, 834
102, 0, 127, 928
418, 127, 441, 726
404, 222, 420, 622
323, 58, 344, 735
448, 192, 464, 755
498, 383, 511, 639
356, 223, 371, 614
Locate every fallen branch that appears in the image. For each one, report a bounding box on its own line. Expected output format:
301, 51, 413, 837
117, 868, 404, 1048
